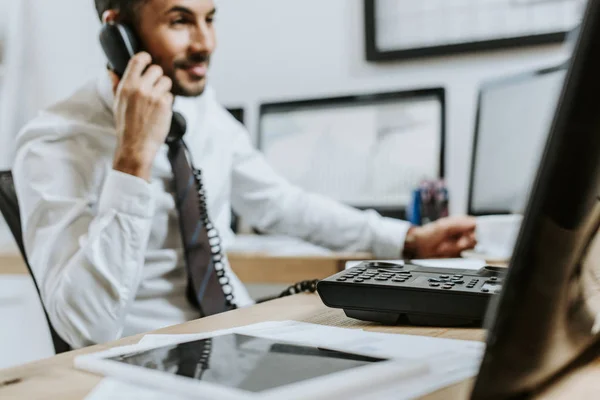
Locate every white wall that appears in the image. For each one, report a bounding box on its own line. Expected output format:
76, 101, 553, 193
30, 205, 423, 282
209, 0, 572, 214
0, 0, 103, 170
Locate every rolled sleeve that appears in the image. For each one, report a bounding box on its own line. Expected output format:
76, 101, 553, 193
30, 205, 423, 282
367, 211, 412, 259
98, 170, 155, 218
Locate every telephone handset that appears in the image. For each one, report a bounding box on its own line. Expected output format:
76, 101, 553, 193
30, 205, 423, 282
99, 22, 186, 143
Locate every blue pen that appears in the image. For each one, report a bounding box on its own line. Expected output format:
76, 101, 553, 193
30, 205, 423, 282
407, 187, 421, 225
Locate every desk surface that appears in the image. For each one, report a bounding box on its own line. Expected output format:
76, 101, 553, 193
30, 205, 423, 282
0, 250, 370, 283
1, 294, 597, 400
0, 253, 27, 275
0, 294, 481, 399
228, 252, 371, 283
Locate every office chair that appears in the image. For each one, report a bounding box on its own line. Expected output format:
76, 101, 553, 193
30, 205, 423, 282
0, 171, 71, 354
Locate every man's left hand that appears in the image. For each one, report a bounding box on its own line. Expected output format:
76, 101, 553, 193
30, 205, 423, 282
404, 216, 477, 259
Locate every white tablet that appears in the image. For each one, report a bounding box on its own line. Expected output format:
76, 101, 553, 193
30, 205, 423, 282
75, 332, 428, 399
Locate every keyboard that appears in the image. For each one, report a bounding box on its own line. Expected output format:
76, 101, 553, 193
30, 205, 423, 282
316, 261, 506, 327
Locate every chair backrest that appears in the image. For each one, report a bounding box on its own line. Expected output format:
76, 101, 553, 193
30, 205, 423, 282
0, 171, 71, 354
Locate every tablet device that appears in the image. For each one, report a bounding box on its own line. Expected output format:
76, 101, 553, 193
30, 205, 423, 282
75, 333, 427, 399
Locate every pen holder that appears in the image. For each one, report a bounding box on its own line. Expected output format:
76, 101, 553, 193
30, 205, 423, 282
406, 180, 449, 226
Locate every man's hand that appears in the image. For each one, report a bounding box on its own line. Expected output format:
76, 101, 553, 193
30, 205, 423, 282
110, 52, 174, 181
403, 216, 477, 259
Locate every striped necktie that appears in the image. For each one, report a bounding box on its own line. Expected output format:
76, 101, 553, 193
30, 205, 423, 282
166, 123, 233, 316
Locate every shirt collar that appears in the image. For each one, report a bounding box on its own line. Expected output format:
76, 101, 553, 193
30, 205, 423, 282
96, 70, 211, 137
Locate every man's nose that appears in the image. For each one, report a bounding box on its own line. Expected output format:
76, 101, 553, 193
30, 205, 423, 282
189, 23, 215, 54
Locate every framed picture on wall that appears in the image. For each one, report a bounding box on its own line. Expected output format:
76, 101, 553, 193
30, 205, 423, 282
364, 0, 586, 62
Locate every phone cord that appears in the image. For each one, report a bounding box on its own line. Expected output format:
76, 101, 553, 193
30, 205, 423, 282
183, 142, 319, 308
256, 279, 320, 304
194, 338, 212, 380
193, 168, 238, 310
181, 141, 237, 311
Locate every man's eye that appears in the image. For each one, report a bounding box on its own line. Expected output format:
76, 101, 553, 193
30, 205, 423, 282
206, 16, 215, 24
170, 18, 186, 26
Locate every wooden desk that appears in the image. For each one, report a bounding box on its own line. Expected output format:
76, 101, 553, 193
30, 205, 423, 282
0, 253, 26, 275
0, 248, 370, 283
0, 294, 598, 399
227, 252, 371, 284
0, 294, 483, 399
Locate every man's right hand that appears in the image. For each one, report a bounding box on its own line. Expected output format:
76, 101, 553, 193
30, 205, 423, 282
403, 216, 477, 259
110, 52, 174, 181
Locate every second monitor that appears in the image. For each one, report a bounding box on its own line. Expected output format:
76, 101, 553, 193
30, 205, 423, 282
258, 89, 445, 219
468, 63, 568, 216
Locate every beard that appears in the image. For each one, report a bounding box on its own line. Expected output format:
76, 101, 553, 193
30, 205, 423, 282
170, 53, 211, 97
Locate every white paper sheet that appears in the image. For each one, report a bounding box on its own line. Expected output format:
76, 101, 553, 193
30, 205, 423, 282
85, 378, 194, 400
345, 258, 486, 270
80, 321, 483, 400
409, 258, 486, 270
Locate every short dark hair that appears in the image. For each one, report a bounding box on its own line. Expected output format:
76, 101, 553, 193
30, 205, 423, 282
94, 0, 146, 21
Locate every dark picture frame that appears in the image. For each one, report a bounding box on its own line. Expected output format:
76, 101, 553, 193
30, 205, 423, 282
364, 0, 579, 62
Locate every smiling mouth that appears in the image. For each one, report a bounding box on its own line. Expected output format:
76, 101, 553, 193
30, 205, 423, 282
182, 63, 208, 78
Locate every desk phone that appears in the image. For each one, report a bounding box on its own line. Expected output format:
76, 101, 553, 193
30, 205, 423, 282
317, 261, 506, 327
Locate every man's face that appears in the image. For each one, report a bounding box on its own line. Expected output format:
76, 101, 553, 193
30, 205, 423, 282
135, 0, 217, 97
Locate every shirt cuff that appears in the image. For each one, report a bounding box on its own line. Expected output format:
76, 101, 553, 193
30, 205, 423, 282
98, 170, 155, 218
369, 213, 412, 259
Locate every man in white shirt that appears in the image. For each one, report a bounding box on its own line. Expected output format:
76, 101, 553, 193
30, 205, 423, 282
13, 0, 476, 349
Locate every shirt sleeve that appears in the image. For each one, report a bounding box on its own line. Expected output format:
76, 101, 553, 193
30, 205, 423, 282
13, 133, 155, 348
229, 125, 411, 258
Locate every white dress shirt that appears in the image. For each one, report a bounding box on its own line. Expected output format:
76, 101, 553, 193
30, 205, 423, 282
13, 72, 410, 348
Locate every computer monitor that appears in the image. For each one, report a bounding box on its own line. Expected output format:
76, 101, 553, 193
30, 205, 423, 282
226, 107, 245, 126
472, 1, 600, 397
468, 64, 568, 216
258, 89, 445, 219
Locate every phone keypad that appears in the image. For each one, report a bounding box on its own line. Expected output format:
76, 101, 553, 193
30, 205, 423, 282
338, 268, 414, 283
333, 266, 505, 296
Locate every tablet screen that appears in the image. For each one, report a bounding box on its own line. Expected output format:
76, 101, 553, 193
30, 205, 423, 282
107, 334, 387, 393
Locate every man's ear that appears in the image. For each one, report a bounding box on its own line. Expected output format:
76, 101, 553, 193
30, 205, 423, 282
102, 9, 120, 24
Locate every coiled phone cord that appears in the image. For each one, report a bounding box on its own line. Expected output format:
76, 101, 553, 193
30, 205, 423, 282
181, 141, 238, 311
182, 142, 320, 309
256, 279, 320, 303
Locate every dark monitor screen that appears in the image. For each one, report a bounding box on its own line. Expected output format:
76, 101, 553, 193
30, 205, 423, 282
472, 1, 600, 398
226, 107, 245, 125
258, 89, 445, 217
468, 64, 567, 216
